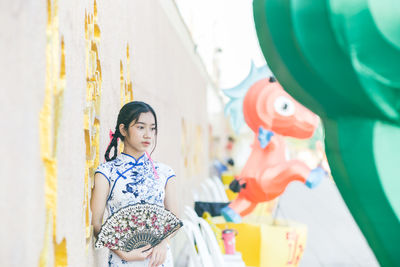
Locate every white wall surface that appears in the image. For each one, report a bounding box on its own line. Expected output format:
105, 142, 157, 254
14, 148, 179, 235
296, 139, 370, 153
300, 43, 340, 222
0, 0, 210, 266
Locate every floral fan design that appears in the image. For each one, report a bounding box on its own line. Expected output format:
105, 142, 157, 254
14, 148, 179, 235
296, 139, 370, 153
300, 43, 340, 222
95, 203, 183, 251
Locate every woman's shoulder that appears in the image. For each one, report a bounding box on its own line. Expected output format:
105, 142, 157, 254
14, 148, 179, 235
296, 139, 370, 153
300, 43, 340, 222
155, 161, 173, 170
97, 159, 114, 169
155, 161, 176, 178
96, 157, 121, 173
95, 157, 126, 184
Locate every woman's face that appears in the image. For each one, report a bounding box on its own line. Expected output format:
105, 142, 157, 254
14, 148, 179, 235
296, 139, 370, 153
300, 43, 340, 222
120, 112, 156, 157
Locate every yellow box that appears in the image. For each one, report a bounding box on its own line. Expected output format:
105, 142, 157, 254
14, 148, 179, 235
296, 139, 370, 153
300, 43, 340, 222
215, 218, 307, 267
221, 173, 238, 201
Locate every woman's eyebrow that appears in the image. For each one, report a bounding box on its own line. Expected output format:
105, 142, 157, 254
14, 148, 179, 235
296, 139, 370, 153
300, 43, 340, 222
136, 121, 156, 126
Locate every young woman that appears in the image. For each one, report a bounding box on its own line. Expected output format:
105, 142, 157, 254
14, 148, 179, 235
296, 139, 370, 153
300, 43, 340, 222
91, 101, 178, 267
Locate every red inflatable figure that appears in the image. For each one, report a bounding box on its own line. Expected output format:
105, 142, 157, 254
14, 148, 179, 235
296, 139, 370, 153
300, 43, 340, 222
222, 77, 327, 222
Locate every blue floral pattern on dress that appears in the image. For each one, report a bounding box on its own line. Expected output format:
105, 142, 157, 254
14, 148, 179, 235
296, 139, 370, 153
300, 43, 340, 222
96, 153, 175, 267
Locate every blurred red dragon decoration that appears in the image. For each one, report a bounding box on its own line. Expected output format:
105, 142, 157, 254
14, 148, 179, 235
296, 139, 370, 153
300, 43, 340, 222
221, 66, 328, 222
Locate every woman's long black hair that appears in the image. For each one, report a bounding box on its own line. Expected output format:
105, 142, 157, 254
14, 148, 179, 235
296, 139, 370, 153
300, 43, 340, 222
105, 101, 158, 162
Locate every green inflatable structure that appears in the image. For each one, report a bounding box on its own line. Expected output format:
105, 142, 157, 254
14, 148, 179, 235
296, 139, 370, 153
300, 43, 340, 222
253, 0, 400, 266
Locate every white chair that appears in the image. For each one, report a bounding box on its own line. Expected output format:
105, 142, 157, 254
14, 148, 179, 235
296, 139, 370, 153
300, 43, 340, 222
184, 205, 201, 223
172, 221, 202, 267
183, 219, 215, 267
211, 176, 230, 202
192, 188, 200, 202
184, 207, 220, 267
204, 178, 224, 202
197, 218, 225, 266
199, 177, 230, 202
222, 253, 246, 267
199, 182, 215, 202
184, 206, 246, 267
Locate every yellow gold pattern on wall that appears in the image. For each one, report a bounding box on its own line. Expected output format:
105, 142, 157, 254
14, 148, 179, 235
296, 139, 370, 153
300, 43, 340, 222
181, 119, 189, 172
38, 0, 68, 265
181, 119, 204, 178
193, 125, 204, 174
118, 43, 133, 152
120, 43, 133, 106
83, 0, 102, 249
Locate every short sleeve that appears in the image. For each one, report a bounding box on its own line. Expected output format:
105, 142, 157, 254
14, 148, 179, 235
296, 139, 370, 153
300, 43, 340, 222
165, 166, 176, 184
156, 162, 176, 187
95, 162, 111, 185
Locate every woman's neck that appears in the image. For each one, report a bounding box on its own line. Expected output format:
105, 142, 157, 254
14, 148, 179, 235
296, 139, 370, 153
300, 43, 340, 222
122, 148, 145, 160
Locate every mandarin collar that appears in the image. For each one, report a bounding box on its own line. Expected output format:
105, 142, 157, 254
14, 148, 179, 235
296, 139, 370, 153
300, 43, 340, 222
118, 152, 148, 166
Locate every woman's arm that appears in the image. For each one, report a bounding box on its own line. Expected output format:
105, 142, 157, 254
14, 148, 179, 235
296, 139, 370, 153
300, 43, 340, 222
148, 177, 180, 267
91, 173, 153, 262
112, 246, 153, 262
164, 177, 180, 242
90, 173, 109, 237
164, 177, 179, 217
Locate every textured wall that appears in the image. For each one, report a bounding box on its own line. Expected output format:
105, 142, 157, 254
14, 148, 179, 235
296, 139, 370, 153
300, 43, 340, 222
0, 0, 210, 266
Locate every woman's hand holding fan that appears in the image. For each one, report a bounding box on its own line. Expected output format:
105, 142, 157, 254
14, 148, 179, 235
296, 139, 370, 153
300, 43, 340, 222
111, 244, 153, 262
95, 203, 182, 252
148, 239, 168, 267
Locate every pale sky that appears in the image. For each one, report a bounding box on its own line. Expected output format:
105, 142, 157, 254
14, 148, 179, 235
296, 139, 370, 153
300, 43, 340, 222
174, 0, 266, 89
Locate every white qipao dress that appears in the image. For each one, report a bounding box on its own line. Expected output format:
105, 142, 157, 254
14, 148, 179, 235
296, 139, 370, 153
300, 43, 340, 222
95, 152, 176, 267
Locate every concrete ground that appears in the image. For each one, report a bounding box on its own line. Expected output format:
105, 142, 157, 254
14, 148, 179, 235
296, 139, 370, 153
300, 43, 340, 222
277, 178, 380, 267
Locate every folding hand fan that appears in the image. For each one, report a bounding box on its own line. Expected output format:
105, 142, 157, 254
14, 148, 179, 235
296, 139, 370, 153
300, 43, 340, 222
95, 203, 183, 251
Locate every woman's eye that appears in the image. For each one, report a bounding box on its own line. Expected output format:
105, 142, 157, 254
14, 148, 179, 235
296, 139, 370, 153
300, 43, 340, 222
137, 126, 144, 129
273, 96, 295, 116
151, 128, 156, 131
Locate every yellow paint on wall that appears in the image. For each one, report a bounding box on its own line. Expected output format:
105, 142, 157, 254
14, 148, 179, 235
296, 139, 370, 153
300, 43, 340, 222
39, 213, 51, 267
180, 119, 205, 178
181, 118, 191, 178
117, 43, 134, 152
38, 0, 68, 265
193, 125, 204, 174
181, 118, 188, 168
84, 0, 102, 248
54, 237, 68, 266
120, 43, 133, 107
